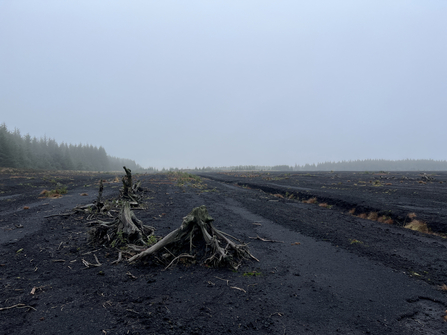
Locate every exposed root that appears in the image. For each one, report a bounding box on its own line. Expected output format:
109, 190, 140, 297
88, 202, 155, 248
164, 254, 195, 270
111, 251, 122, 265
128, 206, 257, 269
249, 235, 284, 243
0, 304, 36, 312
82, 254, 102, 268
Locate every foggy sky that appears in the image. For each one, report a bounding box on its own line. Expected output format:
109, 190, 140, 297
1, 1, 446, 169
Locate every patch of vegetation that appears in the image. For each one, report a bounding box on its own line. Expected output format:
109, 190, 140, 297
372, 180, 382, 187
39, 183, 68, 198
366, 212, 378, 221
18, 183, 37, 188
319, 203, 333, 209
146, 235, 158, 246
110, 231, 126, 248
169, 172, 207, 189
243, 271, 262, 277
302, 197, 317, 204
377, 215, 393, 224
404, 220, 430, 234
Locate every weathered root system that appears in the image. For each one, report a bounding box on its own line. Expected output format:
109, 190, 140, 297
129, 205, 257, 270
88, 202, 155, 248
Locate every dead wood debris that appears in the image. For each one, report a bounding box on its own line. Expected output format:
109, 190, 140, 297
164, 254, 195, 270
82, 254, 101, 268
0, 304, 36, 311
129, 205, 257, 270
111, 251, 122, 265
126, 271, 137, 279
249, 235, 284, 243
87, 201, 155, 248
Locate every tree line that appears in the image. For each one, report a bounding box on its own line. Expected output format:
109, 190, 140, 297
0, 123, 145, 172
187, 159, 447, 172
293, 159, 447, 171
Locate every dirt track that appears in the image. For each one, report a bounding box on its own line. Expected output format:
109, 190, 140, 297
1, 170, 447, 334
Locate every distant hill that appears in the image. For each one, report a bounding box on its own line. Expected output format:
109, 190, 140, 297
0, 123, 145, 172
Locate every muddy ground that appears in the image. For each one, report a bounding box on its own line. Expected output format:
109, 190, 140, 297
1, 169, 447, 334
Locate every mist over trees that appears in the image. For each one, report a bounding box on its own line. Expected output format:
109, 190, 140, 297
0, 123, 145, 171
2, 124, 446, 173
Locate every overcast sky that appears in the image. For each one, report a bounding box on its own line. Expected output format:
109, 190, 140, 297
1, 1, 446, 169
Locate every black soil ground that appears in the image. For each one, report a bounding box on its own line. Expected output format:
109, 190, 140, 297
1, 169, 447, 334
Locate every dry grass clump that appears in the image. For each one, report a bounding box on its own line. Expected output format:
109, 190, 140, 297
348, 208, 356, 215
367, 212, 378, 221
408, 212, 417, 220
355, 211, 393, 224
404, 220, 430, 234
273, 194, 284, 199
319, 203, 329, 208
303, 197, 317, 204
438, 284, 447, 291
39, 188, 66, 199
377, 216, 394, 224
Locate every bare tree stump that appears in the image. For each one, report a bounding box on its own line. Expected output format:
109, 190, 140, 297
122, 166, 133, 199
121, 166, 143, 204
96, 179, 104, 206
128, 205, 257, 269
88, 201, 155, 248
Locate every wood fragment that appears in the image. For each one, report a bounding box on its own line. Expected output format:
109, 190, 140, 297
82, 254, 101, 268
126, 309, 139, 314
0, 303, 36, 311
249, 235, 284, 243
270, 312, 284, 317
82, 250, 99, 255
126, 271, 137, 279
164, 254, 195, 271
111, 251, 122, 265
215, 277, 229, 285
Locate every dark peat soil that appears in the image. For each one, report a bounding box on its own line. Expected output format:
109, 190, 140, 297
1, 169, 447, 335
